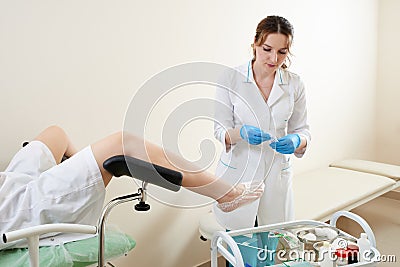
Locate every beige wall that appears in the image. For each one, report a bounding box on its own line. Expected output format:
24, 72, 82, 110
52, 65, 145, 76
376, 0, 400, 165
0, 0, 380, 266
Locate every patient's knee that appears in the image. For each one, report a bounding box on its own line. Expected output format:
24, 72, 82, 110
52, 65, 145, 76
47, 125, 67, 135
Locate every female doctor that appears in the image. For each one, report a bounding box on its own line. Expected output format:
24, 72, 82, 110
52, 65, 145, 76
213, 15, 311, 232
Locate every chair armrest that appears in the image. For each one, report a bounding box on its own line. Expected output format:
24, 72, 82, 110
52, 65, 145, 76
3, 224, 97, 267
3, 223, 97, 244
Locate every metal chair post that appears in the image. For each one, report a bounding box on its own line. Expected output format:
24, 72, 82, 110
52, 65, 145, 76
97, 187, 146, 267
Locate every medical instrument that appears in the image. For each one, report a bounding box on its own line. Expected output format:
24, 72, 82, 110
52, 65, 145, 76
335, 248, 348, 266
297, 226, 339, 244
347, 244, 359, 264
270, 133, 301, 154
357, 233, 372, 263
319, 241, 334, 267
269, 135, 279, 144
211, 211, 380, 267
297, 226, 340, 263
2, 155, 183, 267
268, 230, 301, 251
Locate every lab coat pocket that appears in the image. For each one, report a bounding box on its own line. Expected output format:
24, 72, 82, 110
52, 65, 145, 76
280, 156, 292, 187
280, 155, 294, 221
281, 156, 291, 171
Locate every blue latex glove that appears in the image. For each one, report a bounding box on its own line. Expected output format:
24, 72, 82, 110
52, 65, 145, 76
269, 134, 301, 154
240, 125, 271, 145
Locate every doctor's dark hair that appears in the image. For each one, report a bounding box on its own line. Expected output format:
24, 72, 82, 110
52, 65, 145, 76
253, 15, 294, 69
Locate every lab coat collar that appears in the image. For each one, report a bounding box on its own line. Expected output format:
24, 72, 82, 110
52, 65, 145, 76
277, 68, 289, 85
244, 60, 289, 85
244, 61, 288, 106
267, 71, 285, 106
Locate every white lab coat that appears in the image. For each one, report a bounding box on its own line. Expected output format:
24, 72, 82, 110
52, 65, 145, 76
212, 61, 311, 230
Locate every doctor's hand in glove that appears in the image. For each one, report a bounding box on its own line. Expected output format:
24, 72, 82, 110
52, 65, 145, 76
240, 125, 271, 145
217, 182, 265, 213
270, 134, 301, 154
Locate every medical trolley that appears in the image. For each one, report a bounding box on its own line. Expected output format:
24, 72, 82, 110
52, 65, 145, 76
211, 211, 381, 267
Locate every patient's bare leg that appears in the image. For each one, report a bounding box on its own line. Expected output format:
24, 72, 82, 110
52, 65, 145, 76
33, 125, 78, 164
90, 131, 261, 205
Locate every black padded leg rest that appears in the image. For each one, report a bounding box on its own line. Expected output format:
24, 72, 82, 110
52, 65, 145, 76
103, 155, 182, 192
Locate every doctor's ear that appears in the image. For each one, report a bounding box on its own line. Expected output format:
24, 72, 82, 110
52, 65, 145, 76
251, 43, 256, 59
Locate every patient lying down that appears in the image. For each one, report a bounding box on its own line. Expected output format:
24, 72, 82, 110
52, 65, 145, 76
0, 125, 263, 238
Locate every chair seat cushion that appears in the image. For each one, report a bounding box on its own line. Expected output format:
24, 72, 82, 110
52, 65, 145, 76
0, 229, 136, 267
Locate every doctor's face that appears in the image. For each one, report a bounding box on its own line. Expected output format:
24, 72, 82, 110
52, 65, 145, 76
254, 33, 289, 72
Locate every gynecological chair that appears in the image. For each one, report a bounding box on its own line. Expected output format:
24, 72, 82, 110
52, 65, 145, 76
1, 155, 183, 267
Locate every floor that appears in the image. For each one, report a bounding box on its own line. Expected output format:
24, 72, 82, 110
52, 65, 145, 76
198, 193, 399, 266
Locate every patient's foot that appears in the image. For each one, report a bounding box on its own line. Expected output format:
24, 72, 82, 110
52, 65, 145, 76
216, 182, 264, 212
